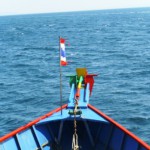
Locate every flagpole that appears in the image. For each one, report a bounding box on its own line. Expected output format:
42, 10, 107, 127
59, 36, 63, 115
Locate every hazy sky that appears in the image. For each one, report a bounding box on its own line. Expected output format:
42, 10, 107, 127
0, 0, 150, 16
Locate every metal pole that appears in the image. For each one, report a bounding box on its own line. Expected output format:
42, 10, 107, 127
59, 36, 63, 115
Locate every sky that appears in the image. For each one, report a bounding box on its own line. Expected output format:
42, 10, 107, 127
0, 0, 150, 16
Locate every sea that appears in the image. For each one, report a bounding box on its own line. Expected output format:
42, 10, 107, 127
0, 7, 150, 145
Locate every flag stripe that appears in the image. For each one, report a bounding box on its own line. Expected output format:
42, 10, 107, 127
61, 56, 66, 61
60, 49, 66, 57
60, 38, 65, 44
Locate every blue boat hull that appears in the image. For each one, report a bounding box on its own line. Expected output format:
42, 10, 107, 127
0, 104, 149, 150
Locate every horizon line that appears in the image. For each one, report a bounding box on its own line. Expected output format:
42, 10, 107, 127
0, 6, 150, 17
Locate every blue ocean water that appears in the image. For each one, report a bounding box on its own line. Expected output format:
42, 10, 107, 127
0, 8, 150, 144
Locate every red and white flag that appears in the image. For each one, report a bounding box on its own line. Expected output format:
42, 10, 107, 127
60, 38, 68, 66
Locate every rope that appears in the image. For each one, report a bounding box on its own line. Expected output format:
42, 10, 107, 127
72, 133, 79, 150
72, 97, 79, 150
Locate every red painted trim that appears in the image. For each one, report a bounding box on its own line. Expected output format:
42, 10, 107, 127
0, 104, 68, 143
88, 104, 150, 149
